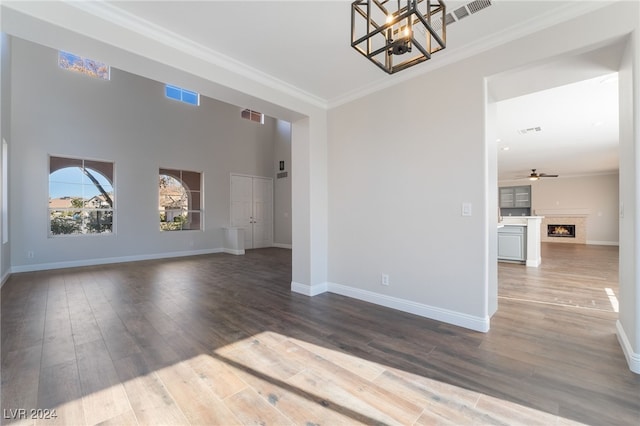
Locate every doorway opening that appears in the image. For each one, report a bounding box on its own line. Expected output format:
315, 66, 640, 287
488, 42, 625, 335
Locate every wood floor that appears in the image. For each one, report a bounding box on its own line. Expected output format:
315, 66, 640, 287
1, 244, 639, 425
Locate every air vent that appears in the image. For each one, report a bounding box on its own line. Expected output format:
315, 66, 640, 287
518, 127, 542, 135
467, 0, 493, 14
444, 13, 456, 25
447, 0, 492, 24
453, 6, 470, 20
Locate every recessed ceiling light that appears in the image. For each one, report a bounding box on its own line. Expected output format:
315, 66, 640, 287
593, 121, 604, 127
496, 138, 502, 142
501, 146, 510, 151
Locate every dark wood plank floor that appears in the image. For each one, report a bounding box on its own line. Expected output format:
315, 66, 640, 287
1, 244, 639, 425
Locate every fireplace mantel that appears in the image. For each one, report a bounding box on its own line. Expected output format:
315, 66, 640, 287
540, 215, 587, 244
534, 208, 590, 217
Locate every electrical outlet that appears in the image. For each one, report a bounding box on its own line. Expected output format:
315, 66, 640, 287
381, 273, 389, 286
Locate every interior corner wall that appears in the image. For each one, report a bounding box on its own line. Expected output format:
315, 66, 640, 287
9, 37, 278, 271
485, 89, 499, 317
274, 119, 292, 247
291, 113, 328, 294
0, 32, 11, 285
326, 1, 639, 333
617, 27, 640, 373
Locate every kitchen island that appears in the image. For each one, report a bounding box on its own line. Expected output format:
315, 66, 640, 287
498, 216, 543, 267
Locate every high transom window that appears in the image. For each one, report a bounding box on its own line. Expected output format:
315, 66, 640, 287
165, 85, 200, 106
58, 51, 110, 80
241, 109, 264, 124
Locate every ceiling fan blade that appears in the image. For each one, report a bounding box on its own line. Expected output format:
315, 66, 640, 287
539, 173, 559, 177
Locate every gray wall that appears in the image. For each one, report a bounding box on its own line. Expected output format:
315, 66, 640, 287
273, 119, 292, 246
10, 37, 290, 271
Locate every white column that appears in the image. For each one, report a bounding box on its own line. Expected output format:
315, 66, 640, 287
525, 216, 542, 267
290, 114, 328, 296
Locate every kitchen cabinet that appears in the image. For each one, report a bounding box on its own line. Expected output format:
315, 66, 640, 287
498, 225, 527, 262
499, 185, 531, 208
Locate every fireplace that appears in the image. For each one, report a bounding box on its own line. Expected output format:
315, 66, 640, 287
547, 224, 576, 238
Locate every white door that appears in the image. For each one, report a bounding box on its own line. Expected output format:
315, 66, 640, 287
252, 177, 273, 248
230, 174, 273, 249
231, 175, 253, 248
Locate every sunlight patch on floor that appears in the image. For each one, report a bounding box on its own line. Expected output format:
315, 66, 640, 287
18, 330, 589, 425
605, 287, 619, 312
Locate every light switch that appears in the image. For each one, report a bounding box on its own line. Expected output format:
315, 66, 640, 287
462, 202, 472, 217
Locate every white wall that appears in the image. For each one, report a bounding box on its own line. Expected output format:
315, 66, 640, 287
617, 24, 640, 373
10, 38, 281, 271
328, 59, 489, 330
500, 174, 619, 245
273, 119, 292, 247
326, 1, 639, 333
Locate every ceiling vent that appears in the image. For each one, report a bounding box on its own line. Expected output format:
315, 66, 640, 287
518, 126, 542, 135
467, 0, 493, 15
453, 6, 470, 20
446, 0, 492, 25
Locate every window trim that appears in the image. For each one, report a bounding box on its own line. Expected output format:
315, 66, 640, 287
158, 168, 203, 232
2, 139, 7, 244
48, 155, 115, 237
241, 108, 264, 124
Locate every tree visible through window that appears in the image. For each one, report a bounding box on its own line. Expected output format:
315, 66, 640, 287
58, 51, 110, 80
49, 156, 114, 236
159, 169, 201, 231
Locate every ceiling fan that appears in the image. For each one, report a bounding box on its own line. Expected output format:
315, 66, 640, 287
526, 169, 559, 181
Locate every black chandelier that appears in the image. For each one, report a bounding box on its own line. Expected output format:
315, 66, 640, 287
351, 0, 446, 74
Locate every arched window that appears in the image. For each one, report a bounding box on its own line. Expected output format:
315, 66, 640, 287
159, 168, 201, 231
49, 156, 114, 236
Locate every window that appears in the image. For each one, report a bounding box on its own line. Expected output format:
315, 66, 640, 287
241, 108, 264, 124
165, 84, 200, 106
159, 169, 202, 231
58, 51, 110, 80
2, 139, 7, 244
49, 156, 114, 236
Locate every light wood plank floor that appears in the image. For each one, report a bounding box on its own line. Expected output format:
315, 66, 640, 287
1, 244, 639, 425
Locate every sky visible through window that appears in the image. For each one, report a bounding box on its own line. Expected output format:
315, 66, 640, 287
49, 167, 112, 199
165, 84, 199, 106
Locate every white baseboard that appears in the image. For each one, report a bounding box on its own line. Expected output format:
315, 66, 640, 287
1, 270, 10, 288
616, 320, 640, 374
526, 257, 541, 267
291, 281, 328, 296
10, 248, 226, 273
272, 243, 292, 249
586, 240, 619, 246
223, 248, 245, 255
327, 282, 490, 333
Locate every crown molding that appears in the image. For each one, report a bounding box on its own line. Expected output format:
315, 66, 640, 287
3, 0, 618, 112
62, 0, 328, 109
